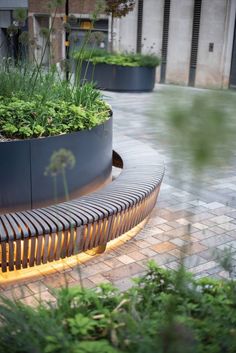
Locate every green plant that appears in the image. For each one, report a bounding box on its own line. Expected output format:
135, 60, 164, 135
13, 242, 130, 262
0, 0, 111, 141
213, 247, 236, 279
45, 148, 76, 201
0, 263, 236, 353
0, 93, 110, 139
74, 50, 160, 68
13, 8, 28, 26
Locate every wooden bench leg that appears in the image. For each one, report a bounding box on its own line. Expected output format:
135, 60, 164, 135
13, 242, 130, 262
85, 244, 107, 256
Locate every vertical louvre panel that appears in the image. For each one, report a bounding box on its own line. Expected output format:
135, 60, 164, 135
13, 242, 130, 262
136, 0, 144, 53
160, 0, 171, 83
189, 0, 202, 86
230, 19, 236, 88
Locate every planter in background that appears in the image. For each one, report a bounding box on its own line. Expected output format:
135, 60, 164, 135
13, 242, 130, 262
0, 117, 113, 214
80, 62, 156, 92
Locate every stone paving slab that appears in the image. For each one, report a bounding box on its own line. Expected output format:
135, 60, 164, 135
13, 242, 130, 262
0, 84, 236, 303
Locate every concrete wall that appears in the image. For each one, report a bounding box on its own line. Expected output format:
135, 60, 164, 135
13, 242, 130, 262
165, 0, 194, 85
115, 2, 138, 53
115, 0, 164, 54
142, 0, 164, 55
195, 0, 231, 88
141, 0, 164, 81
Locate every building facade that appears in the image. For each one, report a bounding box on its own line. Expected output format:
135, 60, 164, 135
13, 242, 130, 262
28, 0, 108, 66
1, 0, 236, 89
0, 0, 28, 59
114, 0, 236, 89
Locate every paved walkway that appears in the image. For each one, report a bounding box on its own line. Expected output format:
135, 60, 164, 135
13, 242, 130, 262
1, 85, 236, 305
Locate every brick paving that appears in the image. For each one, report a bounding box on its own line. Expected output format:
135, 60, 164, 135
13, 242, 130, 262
1, 84, 236, 304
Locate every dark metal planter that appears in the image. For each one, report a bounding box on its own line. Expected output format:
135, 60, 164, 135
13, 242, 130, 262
0, 117, 113, 214
80, 62, 156, 92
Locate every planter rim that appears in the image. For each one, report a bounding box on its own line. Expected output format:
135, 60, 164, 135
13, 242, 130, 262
83, 60, 158, 69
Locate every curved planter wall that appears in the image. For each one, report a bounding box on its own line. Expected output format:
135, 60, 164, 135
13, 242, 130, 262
0, 117, 112, 214
80, 62, 156, 92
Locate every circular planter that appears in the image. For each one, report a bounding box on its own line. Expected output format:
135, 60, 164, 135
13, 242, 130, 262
0, 117, 113, 214
80, 62, 156, 92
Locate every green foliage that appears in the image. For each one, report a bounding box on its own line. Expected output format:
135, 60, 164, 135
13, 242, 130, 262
74, 50, 160, 68
213, 247, 236, 278
13, 8, 27, 24
0, 0, 111, 141
39, 27, 50, 38
0, 59, 110, 139
0, 96, 110, 139
104, 0, 136, 18
0, 264, 236, 353
18, 31, 29, 45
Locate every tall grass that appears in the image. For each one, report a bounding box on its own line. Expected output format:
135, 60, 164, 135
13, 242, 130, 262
0, 0, 106, 109
0, 0, 112, 141
0, 59, 102, 107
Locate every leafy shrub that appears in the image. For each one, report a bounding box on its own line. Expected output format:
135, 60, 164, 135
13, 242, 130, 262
0, 61, 110, 139
0, 96, 110, 139
74, 50, 160, 68
0, 263, 236, 353
0, 0, 112, 140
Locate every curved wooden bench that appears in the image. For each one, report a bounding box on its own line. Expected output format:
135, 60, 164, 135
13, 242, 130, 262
0, 135, 164, 272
